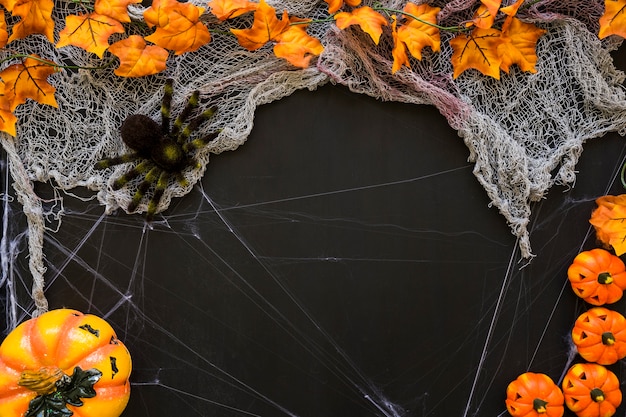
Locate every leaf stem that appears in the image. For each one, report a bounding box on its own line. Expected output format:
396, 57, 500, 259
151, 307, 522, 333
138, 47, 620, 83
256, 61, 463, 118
0, 53, 115, 71
372, 5, 468, 32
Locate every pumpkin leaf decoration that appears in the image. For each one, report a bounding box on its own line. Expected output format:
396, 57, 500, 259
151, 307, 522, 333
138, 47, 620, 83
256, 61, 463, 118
567, 248, 626, 305
562, 363, 622, 417
571, 307, 626, 365
589, 194, 626, 256
505, 372, 564, 417
22, 367, 102, 417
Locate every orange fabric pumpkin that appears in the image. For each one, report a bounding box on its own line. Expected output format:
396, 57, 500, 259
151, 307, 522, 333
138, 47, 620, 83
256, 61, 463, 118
567, 249, 626, 305
562, 363, 622, 417
505, 372, 564, 417
571, 307, 626, 365
0, 309, 131, 417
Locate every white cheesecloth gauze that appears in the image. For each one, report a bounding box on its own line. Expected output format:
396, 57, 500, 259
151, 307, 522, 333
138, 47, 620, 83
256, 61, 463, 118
2, 0, 626, 319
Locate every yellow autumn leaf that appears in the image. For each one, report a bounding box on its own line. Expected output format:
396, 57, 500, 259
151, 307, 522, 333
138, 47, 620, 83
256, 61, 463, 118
207, 0, 258, 21
0, 55, 58, 111
498, 17, 546, 73
7, 0, 54, 43
94, 0, 142, 23
144, 0, 211, 55
590, 194, 626, 256
109, 35, 169, 77
57, 13, 125, 58
273, 21, 324, 68
450, 27, 503, 79
397, 2, 441, 60
334, 6, 388, 45
230, 0, 290, 51
599, 0, 626, 39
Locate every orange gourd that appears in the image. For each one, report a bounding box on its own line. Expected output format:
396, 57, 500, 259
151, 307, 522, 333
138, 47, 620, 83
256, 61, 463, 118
562, 363, 622, 417
505, 372, 564, 417
567, 249, 626, 305
0, 309, 131, 417
571, 307, 626, 365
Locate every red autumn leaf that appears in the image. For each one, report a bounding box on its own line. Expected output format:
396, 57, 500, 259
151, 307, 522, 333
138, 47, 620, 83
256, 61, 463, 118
450, 27, 502, 79
231, 0, 290, 51
109, 35, 169, 77
144, 0, 211, 55
396, 2, 441, 60
0, 81, 18, 136
323, 0, 362, 14
273, 20, 324, 68
498, 17, 546, 73
6, 0, 54, 43
599, 0, 626, 39
57, 13, 125, 58
590, 194, 626, 256
391, 16, 410, 73
0, 55, 58, 111
207, 0, 258, 21
94, 0, 142, 23
334, 6, 388, 45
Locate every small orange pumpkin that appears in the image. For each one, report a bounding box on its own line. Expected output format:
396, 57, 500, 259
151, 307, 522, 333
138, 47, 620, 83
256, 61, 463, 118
567, 249, 626, 305
571, 307, 626, 365
562, 363, 622, 417
505, 372, 564, 417
0, 309, 131, 417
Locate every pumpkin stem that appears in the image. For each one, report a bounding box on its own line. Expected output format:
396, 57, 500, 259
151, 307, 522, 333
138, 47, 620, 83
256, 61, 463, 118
590, 388, 605, 402
598, 272, 614, 285
533, 398, 549, 413
18, 367, 64, 395
602, 331, 616, 345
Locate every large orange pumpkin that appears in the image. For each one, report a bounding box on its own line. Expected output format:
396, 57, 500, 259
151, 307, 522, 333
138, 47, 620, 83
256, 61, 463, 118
562, 363, 622, 417
505, 372, 564, 417
0, 309, 131, 417
571, 307, 626, 365
567, 248, 626, 305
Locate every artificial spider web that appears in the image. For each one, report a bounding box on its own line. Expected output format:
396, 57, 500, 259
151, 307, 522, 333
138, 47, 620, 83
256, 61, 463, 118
95, 79, 219, 221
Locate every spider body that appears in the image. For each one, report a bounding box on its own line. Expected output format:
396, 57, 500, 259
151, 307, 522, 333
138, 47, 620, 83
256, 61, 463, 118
96, 79, 218, 221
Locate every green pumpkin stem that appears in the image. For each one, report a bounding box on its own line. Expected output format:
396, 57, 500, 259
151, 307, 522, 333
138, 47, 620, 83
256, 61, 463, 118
598, 272, 614, 285
590, 388, 605, 402
533, 398, 549, 413
602, 331, 616, 345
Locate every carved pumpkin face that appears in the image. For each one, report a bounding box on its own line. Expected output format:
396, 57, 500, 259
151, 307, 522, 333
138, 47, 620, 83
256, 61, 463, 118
562, 363, 622, 417
567, 248, 626, 305
571, 307, 626, 365
0, 309, 131, 417
505, 372, 564, 417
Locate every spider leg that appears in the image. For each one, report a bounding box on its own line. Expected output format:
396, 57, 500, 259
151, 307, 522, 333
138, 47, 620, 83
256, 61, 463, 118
161, 78, 173, 135
177, 106, 218, 145
146, 171, 171, 221
112, 160, 153, 191
171, 90, 200, 138
128, 166, 161, 213
94, 153, 141, 170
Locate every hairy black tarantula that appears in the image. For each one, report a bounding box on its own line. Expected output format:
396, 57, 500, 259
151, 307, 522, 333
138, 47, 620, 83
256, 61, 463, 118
95, 79, 218, 221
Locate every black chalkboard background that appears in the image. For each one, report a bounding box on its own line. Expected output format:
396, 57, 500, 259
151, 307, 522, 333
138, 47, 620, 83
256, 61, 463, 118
3, 52, 626, 417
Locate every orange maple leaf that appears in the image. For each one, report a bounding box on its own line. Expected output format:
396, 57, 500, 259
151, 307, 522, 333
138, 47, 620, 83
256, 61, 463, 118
450, 27, 503, 79
391, 16, 410, 73
469, 0, 501, 29
498, 17, 545, 73
500, 0, 525, 17
0, 56, 58, 111
0, 12, 8, 49
207, 0, 258, 21
0, 82, 18, 136
324, 0, 362, 14
273, 20, 324, 68
7, 0, 54, 43
230, 0, 290, 51
334, 6, 388, 45
144, 0, 211, 55
109, 35, 169, 77
590, 194, 626, 256
396, 3, 441, 60
56, 13, 125, 58
94, 0, 142, 23
599, 0, 626, 39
